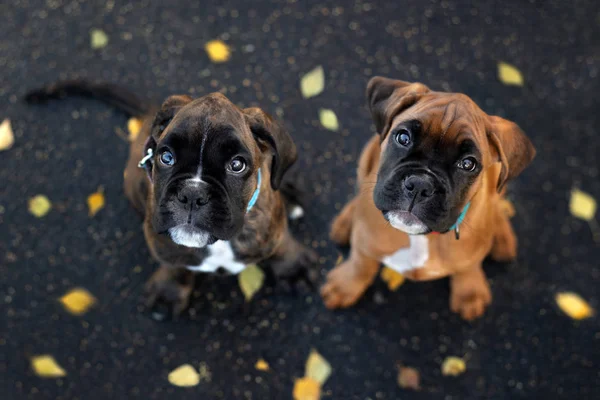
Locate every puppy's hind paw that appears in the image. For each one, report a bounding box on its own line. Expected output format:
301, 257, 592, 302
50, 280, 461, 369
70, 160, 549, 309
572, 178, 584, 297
144, 266, 194, 320
329, 200, 356, 246
269, 246, 319, 290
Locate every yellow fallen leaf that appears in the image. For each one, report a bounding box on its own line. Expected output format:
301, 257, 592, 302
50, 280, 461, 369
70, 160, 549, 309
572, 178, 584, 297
0, 118, 14, 151
305, 349, 332, 385
293, 377, 321, 400
59, 288, 96, 316
255, 359, 270, 371
168, 364, 200, 387
300, 66, 325, 99
205, 39, 231, 63
397, 366, 420, 391
319, 109, 339, 131
31, 355, 66, 378
569, 189, 597, 221
90, 28, 109, 49
87, 190, 105, 217
498, 62, 524, 86
380, 266, 405, 291
127, 118, 143, 142
556, 292, 594, 320
441, 356, 466, 377
500, 198, 516, 218
28, 195, 52, 218
238, 264, 265, 301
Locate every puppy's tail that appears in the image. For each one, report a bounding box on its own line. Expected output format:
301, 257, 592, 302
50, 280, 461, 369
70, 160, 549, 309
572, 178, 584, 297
24, 79, 151, 117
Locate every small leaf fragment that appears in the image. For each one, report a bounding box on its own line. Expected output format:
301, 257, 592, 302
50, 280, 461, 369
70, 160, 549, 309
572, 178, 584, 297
380, 266, 405, 291
168, 364, 200, 387
397, 366, 420, 391
255, 359, 270, 371
319, 109, 339, 131
127, 118, 143, 142
300, 66, 325, 98
238, 264, 265, 301
293, 377, 321, 400
305, 349, 332, 385
569, 189, 597, 221
205, 39, 231, 63
31, 355, 66, 378
441, 356, 466, 377
59, 288, 96, 315
28, 195, 52, 218
90, 29, 109, 49
0, 118, 14, 151
556, 292, 594, 320
498, 61, 524, 86
87, 190, 105, 217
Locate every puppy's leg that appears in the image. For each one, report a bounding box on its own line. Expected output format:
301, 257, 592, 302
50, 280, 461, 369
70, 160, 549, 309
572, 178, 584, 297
450, 264, 492, 320
264, 233, 319, 287
330, 198, 357, 246
145, 266, 194, 318
321, 247, 380, 309
490, 212, 517, 262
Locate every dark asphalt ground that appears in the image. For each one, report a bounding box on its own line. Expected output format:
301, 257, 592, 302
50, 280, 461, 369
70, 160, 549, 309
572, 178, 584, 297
1, 0, 600, 399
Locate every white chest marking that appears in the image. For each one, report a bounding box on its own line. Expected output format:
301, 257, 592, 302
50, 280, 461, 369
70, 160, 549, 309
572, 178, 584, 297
381, 235, 429, 273
186, 240, 247, 275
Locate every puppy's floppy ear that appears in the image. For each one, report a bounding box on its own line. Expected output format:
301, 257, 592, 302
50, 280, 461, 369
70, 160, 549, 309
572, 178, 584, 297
151, 95, 193, 138
144, 94, 193, 156
244, 107, 297, 190
366, 76, 430, 137
487, 116, 536, 192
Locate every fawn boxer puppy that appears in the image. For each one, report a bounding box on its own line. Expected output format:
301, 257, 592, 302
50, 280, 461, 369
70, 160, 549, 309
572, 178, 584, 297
26, 80, 317, 318
321, 77, 535, 320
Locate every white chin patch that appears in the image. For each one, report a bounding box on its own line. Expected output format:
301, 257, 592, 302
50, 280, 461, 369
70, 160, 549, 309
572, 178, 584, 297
168, 225, 210, 248
386, 211, 429, 235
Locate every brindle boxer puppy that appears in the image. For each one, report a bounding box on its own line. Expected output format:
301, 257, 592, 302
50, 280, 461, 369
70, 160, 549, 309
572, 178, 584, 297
26, 81, 317, 317
321, 77, 535, 320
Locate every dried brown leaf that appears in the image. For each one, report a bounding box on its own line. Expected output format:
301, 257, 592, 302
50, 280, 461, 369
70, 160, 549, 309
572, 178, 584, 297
397, 366, 420, 391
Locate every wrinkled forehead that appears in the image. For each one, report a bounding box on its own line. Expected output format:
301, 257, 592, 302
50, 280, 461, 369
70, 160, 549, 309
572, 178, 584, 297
172, 95, 247, 131
390, 92, 487, 146
162, 94, 255, 149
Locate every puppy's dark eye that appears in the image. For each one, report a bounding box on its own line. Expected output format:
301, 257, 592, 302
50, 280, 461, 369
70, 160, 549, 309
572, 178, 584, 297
228, 157, 246, 174
458, 157, 477, 171
394, 129, 411, 146
160, 150, 175, 166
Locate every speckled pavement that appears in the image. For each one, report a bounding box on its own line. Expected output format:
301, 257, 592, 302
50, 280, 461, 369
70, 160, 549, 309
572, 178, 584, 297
1, 1, 599, 399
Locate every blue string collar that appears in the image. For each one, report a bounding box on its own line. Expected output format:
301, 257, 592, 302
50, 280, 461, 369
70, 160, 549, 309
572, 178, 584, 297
432, 202, 470, 240
246, 168, 261, 212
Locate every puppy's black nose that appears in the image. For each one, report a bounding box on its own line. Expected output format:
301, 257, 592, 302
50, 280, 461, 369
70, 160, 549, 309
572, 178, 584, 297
403, 174, 435, 198
177, 185, 210, 209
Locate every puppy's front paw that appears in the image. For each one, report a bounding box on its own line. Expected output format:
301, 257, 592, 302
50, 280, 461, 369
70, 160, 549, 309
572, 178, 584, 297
320, 262, 370, 309
144, 266, 194, 320
272, 246, 319, 289
450, 278, 492, 320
